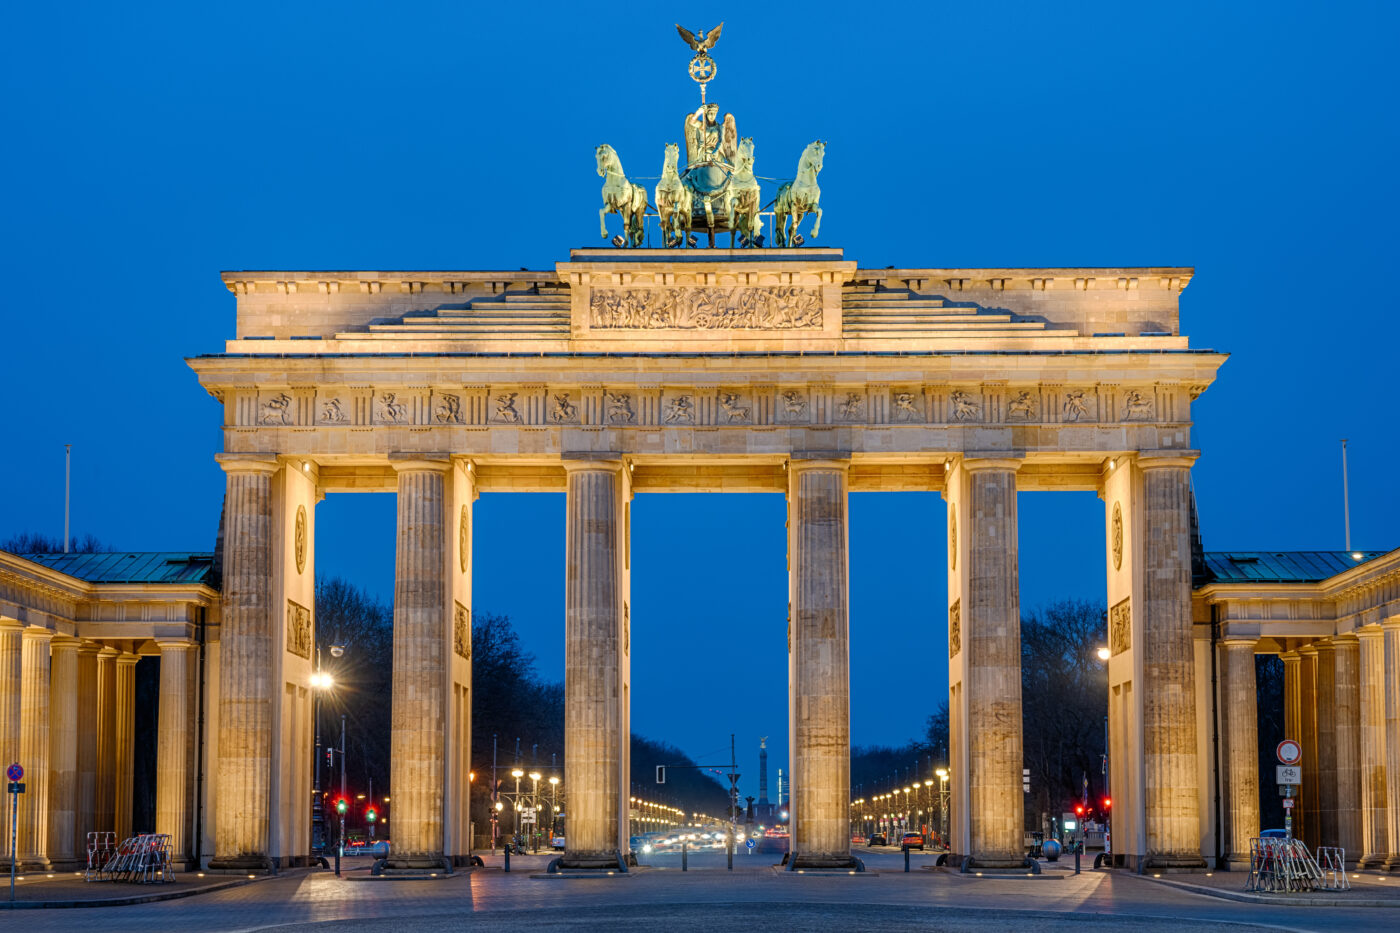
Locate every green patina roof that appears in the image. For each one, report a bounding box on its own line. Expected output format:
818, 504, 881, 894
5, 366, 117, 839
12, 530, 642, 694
19, 552, 216, 586
1200, 550, 1389, 585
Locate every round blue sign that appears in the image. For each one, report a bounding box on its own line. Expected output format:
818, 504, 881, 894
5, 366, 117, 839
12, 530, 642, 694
5, 763, 21, 782
745, 838, 755, 849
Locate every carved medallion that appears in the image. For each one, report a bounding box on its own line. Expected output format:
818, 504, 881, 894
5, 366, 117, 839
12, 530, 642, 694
948, 599, 961, 659
294, 505, 307, 575
454, 601, 471, 660
1111, 502, 1123, 571
589, 286, 823, 329
286, 599, 312, 660
1109, 597, 1131, 656
459, 505, 469, 573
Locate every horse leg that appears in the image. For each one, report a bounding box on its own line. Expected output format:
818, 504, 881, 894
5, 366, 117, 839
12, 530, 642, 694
600, 206, 609, 239
812, 206, 822, 238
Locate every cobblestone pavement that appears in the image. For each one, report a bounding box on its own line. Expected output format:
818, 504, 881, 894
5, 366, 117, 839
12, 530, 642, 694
5, 852, 1399, 932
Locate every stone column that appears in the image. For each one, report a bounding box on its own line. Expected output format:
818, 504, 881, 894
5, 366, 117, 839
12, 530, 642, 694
787, 459, 856, 869
1138, 457, 1204, 867
209, 455, 278, 870
1299, 645, 1320, 847
1358, 628, 1388, 867
47, 635, 82, 869
961, 459, 1024, 868
561, 459, 627, 869
1316, 642, 1338, 846
1335, 636, 1362, 859
114, 653, 138, 841
76, 644, 98, 859
1220, 639, 1259, 868
157, 640, 193, 865
1383, 618, 1400, 871
1281, 653, 1301, 753
387, 458, 451, 871
18, 627, 53, 870
95, 647, 118, 836
0, 620, 21, 855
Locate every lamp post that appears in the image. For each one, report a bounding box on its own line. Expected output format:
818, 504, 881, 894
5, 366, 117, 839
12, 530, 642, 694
548, 775, 559, 843
1096, 645, 1111, 861
309, 668, 334, 856
511, 768, 524, 848
935, 768, 949, 847
528, 771, 541, 852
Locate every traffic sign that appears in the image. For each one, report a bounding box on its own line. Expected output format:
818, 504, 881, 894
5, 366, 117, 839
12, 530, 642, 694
4, 763, 20, 782
6, 782, 23, 794
1276, 740, 1301, 765
1277, 765, 1302, 785
1283, 798, 1294, 809
745, 838, 755, 850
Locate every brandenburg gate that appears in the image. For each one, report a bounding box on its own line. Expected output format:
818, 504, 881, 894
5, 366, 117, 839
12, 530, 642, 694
188, 249, 1224, 871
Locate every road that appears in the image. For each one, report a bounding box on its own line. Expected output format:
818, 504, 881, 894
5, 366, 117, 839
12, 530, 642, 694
8, 848, 1398, 932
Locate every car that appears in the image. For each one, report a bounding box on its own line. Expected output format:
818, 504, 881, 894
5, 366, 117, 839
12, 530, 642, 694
1259, 828, 1288, 839
901, 832, 925, 850
867, 833, 887, 846
550, 834, 565, 850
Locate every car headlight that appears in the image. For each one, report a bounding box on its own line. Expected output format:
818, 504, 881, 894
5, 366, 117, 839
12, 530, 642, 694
642, 844, 652, 853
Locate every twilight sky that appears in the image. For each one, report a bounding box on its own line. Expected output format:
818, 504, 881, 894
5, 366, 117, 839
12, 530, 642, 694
2, 1, 1397, 798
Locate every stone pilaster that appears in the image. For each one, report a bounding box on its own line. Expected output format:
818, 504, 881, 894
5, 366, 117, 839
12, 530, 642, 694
114, 653, 138, 842
1383, 619, 1400, 871
0, 620, 21, 855
962, 459, 1024, 868
1221, 639, 1259, 868
1299, 645, 1320, 847
386, 458, 451, 871
75, 644, 98, 859
1334, 636, 1362, 859
47, 635, 82, 869
18, 627, 53, 870
209, 455, 278, 870
561, 459, 628, 869
157, 640, 193, 865
1358, 629, 1388, 867
787, 459, 856, 869
1138, 457, 1204, 868
95, 647, 118, 836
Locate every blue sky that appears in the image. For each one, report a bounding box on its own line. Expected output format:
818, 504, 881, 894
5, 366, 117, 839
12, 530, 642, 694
3, 2, 1396, 795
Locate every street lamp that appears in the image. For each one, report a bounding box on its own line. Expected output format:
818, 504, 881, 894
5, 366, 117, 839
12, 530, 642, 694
548, 776, 560, 842
309, 669, 334, 857
935, 768, 949, 846
1097, 646, 1111, 661
510, 768, 524, 847
528, 771, 542, 852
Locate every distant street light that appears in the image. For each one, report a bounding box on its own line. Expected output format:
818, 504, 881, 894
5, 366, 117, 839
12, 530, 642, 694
1097, 646, 1111, 661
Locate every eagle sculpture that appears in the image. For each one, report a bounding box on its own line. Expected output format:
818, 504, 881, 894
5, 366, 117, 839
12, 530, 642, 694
675, 22, 723, 53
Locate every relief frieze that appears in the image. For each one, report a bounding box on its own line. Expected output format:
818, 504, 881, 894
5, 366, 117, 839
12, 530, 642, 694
286, 599, 312, 660
589, 286, 823, 329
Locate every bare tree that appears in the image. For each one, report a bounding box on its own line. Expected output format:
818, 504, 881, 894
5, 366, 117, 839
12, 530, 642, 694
1, 531, 112, 553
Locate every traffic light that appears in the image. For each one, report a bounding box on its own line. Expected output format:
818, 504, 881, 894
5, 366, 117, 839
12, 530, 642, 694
366, 807, 377, 823
336, 797, 347, 815
1102, 797, 1111, 810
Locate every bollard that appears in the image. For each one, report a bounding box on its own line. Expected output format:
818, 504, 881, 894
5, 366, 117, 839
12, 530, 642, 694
682, 841, 687, 871
504, 845, 511, 873
1074, 841, 1081, 875
727, 837, 733, 871
904, 845, 911, 872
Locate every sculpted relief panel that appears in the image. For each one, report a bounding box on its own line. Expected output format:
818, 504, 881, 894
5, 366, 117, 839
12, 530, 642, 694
589, 286, 823, 329
286, 600, 312, 660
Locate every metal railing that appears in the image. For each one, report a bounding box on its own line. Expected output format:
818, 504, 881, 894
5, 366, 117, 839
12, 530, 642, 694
1245, 837, 1348, 893
88, 833, 174, 884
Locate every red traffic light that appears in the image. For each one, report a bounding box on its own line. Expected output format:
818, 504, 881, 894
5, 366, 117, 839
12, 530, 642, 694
1074, 805, 1084, 816
1102, 797, 1112, 810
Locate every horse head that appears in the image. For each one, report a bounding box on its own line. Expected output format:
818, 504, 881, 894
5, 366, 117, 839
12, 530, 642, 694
737, 137, 755, 170
803, 141, 825, 175
596, 144, 616, 177
663, 142, 679, 172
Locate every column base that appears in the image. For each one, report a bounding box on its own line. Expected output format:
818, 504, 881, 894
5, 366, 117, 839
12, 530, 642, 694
1223, 856, 1252, 871
1359, 853, 1388, 869
385, 853, 450, 872
48, 858, 86, 871
1131, 853, 1209, 872
558, 850, 633, 871
208, 853, 273, 872
1383, 854, 1400, 872
17, 857, 52, 872
787, 851, 865, 871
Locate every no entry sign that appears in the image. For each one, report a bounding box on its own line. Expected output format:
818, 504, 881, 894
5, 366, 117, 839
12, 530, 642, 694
1276, 740, 1301, 765
4, 763, 20, 782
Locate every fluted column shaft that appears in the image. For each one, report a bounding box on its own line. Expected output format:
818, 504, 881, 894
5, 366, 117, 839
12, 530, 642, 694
1221, 639, 1259, 866
562, 461, 626, 868
47, 636, 81, 868
387, 461, 450, 870
1383, 619, 1400, 871
1358, 630, 1388, 866
1299, 647, 1320, 846
76, 644, 98, 858
0, 620, 21, 855
1138, 459, 1203, 866
95, 647, 118, 836
114, 653, 138, 841
1334, 637, 1362, 858
157, 641, 193, 864
1316, 642, 1339, 846
963, 461, 1023, 867
788, 460, 854, 868
18, 628, 53, 869
210, 456, 278, 870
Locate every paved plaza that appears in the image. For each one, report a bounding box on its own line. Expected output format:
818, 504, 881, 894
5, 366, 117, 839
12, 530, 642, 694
7, 851, 1400, 932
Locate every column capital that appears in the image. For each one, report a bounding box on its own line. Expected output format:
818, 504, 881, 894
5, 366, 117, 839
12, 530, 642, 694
1220, 636, 1257, 649
1135, 451, 1200, 471
1298, 643, 1319, 657
1382, 614, 1400, 629
561, 456, 624, 474
0, 617, 23, 632
154, 639, 195, 652
389, 452, 451, 473
1355, 625, 1385, 642
21, 627, 53, 644
1279, 650, 1301, 663
114, 652, 141, 667
96, 645, 120, 660
788, 457, 850, 474
959, 456, 1023, 474
76, 641, 101, 656
1333, 632, 1360, 646
216, 453, 280, 475
50, 634, 83, 651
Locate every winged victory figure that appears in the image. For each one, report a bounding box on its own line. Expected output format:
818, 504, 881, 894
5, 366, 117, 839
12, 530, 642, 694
676, 22, 723, 53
